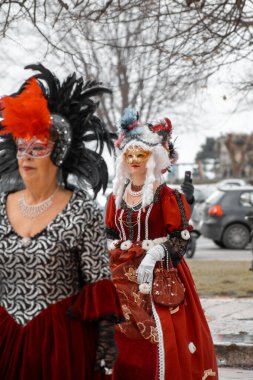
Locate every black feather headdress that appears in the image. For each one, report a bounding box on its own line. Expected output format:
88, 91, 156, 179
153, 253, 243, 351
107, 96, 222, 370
0, 63, 113, 196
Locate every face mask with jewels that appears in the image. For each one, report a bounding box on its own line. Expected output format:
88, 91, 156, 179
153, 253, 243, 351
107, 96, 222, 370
124, 146, 151, 165
16, 137, 55, 160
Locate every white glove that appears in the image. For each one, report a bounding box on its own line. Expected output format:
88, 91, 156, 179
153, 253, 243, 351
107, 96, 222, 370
136, 245, 165, 284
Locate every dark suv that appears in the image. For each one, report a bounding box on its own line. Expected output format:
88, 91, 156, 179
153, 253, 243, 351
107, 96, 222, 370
200, 186, 253, 249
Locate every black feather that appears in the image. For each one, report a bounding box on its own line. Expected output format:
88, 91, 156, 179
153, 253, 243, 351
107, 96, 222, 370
23, 63, 113, 196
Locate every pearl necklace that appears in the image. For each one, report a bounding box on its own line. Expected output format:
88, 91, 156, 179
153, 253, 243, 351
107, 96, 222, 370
127, 182, 143, 197
124, 198, 142, 211
19, 187, 59, 219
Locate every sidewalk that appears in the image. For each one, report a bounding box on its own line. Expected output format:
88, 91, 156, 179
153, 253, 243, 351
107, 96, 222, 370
218, 367, 253, 379
200, 297, 253, 369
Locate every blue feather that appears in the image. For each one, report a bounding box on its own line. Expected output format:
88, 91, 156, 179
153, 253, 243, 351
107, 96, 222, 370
128, 126, 143, 136
120, 107, 138, 130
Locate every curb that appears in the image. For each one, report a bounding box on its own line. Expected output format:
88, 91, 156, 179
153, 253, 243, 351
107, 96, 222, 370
215, 343, 253, 369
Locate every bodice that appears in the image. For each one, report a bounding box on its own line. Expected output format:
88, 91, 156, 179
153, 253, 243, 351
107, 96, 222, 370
106, 184, 191, 243
0, 189, 110, 325
115, 199, 167, 242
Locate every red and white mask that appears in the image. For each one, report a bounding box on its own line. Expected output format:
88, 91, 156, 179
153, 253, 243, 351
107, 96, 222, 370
16, 137, 54, 160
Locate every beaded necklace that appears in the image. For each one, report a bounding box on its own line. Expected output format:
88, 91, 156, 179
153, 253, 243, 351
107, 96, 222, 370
19, 187, 59, 219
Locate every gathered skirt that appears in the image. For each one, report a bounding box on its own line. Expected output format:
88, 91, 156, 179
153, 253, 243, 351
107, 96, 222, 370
110, 245, 218, 380
0, 279, 123, 380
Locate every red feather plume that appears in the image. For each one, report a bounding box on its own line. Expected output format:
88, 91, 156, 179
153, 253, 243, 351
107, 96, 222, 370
0, 78, 51, 140
151, 117, 172, 134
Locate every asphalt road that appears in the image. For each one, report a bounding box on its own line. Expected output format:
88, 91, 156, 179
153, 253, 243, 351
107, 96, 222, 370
190, 236, 253, 261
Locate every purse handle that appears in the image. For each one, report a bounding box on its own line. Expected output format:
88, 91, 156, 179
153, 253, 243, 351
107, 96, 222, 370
160, 189, 189, 270
173, 190, 189, 230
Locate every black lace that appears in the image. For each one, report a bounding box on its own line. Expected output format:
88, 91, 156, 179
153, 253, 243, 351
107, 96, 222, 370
162, 238, 189, 267
94, 319, 118, 372
105, 227, 120, 240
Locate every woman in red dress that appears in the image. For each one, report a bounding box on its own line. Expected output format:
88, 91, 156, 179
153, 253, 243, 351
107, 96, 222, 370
105, 109, 218, 380
0, 64, 123, 380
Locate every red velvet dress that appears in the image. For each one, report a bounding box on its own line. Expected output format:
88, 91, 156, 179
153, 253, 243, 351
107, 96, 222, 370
0, 190, 123, 380
106, 185, 218, 380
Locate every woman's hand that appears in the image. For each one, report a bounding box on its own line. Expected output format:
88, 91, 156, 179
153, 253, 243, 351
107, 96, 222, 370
181, 182, 194, 204
94, 319, 118, 375
136, 245, 165, 284
136, 254, 156, 284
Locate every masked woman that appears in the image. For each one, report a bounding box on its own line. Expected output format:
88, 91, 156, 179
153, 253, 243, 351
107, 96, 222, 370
0, 64, 123, 380
105, 109, 218, 380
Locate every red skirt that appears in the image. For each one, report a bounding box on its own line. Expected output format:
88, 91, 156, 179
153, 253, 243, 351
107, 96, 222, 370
0, 279, 123, 380
110, 247, 218, 380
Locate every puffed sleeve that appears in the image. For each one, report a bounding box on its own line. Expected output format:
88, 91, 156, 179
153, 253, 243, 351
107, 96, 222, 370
105, 193, 120, 239
78, 204, 111, 283
160, 187, 192, 267
160, 187, 191, 233
69, 201, 123, 322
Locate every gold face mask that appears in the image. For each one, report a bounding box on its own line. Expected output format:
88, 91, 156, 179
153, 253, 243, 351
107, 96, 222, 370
124, 146, 151, 164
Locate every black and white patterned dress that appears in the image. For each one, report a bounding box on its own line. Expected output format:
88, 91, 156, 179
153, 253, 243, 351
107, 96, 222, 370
0, 189, 123, 380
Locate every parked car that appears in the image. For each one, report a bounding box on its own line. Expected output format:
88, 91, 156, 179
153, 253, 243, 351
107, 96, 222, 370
217, 178, 249, 188
191, 180, 249, 234
200, 186, 253, 249
190, 185, 216, 231
184, 185, 215, 258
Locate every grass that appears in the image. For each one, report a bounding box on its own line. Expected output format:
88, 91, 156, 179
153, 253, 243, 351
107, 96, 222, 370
186, 260, 253, 298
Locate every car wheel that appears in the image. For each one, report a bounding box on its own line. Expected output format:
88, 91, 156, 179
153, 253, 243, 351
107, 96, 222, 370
222, 224, 250, 249
213, 240, 226, 248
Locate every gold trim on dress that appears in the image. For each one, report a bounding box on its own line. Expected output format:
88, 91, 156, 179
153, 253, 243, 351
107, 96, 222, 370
124, 266, 137, 282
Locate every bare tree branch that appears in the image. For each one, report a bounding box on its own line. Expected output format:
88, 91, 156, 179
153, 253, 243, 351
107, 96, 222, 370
1, 0, 253, 126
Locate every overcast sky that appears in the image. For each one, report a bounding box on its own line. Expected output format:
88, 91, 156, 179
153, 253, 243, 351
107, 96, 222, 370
176, 90, 253, 165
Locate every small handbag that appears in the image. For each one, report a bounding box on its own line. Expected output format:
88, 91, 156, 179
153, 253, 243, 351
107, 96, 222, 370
152, 190, 188, 308
152, 259, 185, 308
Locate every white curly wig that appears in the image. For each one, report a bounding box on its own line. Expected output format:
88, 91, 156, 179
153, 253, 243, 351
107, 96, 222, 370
113, 125, 170, 209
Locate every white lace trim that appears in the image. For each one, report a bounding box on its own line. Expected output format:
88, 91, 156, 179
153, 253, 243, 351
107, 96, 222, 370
151, 300, 165, 380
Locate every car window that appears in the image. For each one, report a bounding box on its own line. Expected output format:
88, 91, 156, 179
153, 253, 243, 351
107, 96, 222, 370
194, 189, 205, 203
239, 192, 253, 207
194, 187, 216, 203
205, 190, 224, 205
